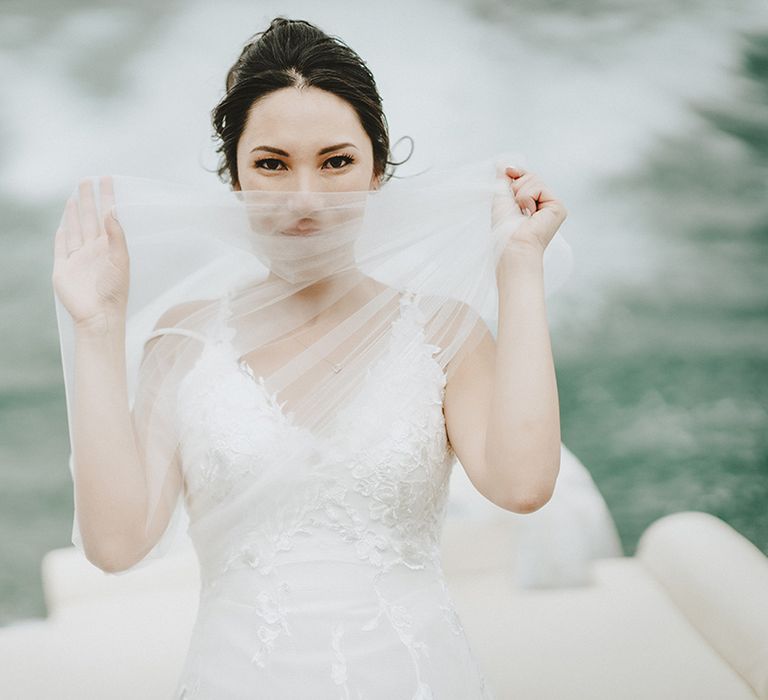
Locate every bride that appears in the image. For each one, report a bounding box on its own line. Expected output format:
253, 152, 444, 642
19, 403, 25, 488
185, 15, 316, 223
52, 16, 569, 699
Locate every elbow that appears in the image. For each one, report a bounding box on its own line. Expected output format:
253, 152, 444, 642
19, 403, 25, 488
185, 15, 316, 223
503, 488, 554, 514
489, 463, 560, 515
86, 551, 142, 575
90, 559, 126, 575
507, 492, 552, 515
484, 439, 561, 515
82, 538, 145, 574
84, 547, 129, 574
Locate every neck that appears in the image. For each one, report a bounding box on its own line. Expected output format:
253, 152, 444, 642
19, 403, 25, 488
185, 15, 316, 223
266, 266, 367, 323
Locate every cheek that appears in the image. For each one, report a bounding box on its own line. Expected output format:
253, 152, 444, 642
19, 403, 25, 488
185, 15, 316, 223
236, 164, 268, 191
235, 156, 249, 180
234, 150, 254, 179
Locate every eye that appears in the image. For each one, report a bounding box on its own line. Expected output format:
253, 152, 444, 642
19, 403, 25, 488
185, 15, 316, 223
324, 154, 356, 170
252, 154, 356, 172
254, 158, 284, 171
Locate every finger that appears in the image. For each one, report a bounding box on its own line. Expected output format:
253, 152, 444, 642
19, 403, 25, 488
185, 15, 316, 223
64, 197, 82, 252
101, 177, 129, 258
515, 188, 541, 217
505, 166, 526, 179
99, 175, 115, 230
505, 170, 537, 198
497, 164, 552, 219
510, 177, 541, 214
53, 224, 68, 261
100, 176, 124, 245
104, 204, 128, 255
498, 163, 528, 184
54, 204, 68, 261
507, 189, 528, 215
518, 178, 561, 214
78, 178, 101, 242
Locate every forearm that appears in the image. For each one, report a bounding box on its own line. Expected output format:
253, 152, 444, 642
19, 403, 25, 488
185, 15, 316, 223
484, 249, 561, 508
72, 313, 148, 565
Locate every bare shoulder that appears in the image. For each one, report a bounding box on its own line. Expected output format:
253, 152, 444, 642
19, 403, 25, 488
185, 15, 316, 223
410, 293, 493, 365
151, 298, 217, 330
141, 298, 218, 361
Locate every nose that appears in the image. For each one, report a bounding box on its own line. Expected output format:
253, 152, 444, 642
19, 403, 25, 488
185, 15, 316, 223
286, 174, 323, 220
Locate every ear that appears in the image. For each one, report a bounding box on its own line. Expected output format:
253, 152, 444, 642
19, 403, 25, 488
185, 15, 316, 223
232, 181, 241, 192
369, 172, 381, 191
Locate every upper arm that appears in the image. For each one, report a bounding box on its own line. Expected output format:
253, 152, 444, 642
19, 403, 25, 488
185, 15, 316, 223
128, 300, 209, 561
442, 314, 506, 509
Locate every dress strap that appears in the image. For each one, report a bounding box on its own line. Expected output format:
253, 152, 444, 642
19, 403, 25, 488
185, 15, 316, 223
143, 327, 210, 346
144, 296, 235, 349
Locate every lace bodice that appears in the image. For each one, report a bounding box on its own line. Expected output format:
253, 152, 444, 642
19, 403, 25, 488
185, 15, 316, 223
151, 292, 494, 699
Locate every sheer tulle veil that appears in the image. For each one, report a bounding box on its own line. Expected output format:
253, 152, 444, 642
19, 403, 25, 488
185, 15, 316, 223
54, 151, 573, 572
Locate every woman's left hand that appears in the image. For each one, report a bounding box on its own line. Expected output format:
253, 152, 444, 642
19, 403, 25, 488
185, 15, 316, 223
493, 165, 568, 258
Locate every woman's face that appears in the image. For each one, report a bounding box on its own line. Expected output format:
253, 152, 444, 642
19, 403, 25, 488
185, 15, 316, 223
234, 86, 379, 194
234, 86, 379, 238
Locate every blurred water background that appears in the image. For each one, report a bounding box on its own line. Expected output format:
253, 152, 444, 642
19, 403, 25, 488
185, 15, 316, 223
1, 0, 766, 625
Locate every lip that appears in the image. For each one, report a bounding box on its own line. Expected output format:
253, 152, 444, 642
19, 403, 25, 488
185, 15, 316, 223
281, 220, 321, 235
281, 226, 320, 236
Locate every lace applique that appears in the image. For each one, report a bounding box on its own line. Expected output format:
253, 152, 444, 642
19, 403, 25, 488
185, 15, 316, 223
249, 581, 293, 668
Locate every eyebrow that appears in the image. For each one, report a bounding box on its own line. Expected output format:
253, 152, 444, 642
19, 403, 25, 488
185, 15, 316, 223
250, 143, 358, 156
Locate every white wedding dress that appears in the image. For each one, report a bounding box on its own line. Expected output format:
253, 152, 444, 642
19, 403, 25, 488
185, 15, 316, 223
146, 291, 495, 699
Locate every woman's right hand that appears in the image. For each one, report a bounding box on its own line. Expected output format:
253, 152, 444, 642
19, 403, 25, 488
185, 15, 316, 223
52, 176, 131, 330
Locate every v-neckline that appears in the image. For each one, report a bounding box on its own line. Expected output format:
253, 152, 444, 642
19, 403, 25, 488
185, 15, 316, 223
222, 290, 420, 426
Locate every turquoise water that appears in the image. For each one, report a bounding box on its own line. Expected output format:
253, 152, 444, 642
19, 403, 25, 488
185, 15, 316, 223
1, 0, 766, 625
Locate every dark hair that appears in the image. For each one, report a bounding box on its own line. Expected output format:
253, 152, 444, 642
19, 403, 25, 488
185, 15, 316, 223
211, 17, 412, 188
